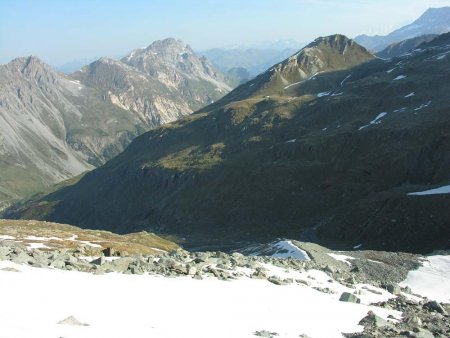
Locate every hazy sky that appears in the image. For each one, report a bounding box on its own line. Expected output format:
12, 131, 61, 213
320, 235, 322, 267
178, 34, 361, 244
1, 0, 450, 65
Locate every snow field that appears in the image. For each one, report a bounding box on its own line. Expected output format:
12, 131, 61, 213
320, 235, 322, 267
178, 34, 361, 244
0, 260, 400, 338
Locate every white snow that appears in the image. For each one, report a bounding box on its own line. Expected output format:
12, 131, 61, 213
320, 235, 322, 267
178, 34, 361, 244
0, 261, 401, 338
414, 101, 432, 111
24, 235, 62, 241
78, 241, 102, 248
317, 91, 331, 98
340, 74, 352, 87
327, 253, 355, 266
353, 244, 363, 249
408, 184, 450, 196
270, 240, 310, 260
386, 68, 396, 74
0, 235, 16, 240
27, 243, 50, 250
284, 80, 304, 90
358, 112, 388, 130
404, 92, 415, 98
393, 107, 407, 113
286, 139, 296, 144
393, 75, 407, 81
400, 255, 450, 303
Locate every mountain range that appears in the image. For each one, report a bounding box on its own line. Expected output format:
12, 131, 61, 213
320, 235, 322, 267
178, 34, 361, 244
355, 7, 450, 52
6, 33, 449, 253
0, 39, 230, 209
199, 47, 299, 80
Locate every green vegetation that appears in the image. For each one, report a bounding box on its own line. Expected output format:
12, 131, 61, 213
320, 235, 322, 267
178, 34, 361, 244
5, 34, 450, 253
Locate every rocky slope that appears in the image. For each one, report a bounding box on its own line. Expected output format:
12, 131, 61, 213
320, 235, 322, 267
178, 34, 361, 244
0, 39, 231, 208
214, 34, 374, 105
73, 38, 231, 127
0, 234, 448, 337
355, 7, 450, 52
4, 33, 450, 253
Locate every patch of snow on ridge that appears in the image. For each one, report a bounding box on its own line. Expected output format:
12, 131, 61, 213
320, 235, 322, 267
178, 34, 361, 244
408, 184, 450, 196
414, 101, 432, 111
393, 75, 407, 81
328, 253, 355, 266
27, 243, 50, 250
404, 92, 415, 98
340, 74, 352, 87
271, 240, 310, 260
359, 112, 388, 130
0, 260, 400, 338
24, 236, 62, 241
400, 255, 450, 303
0, 235, 16, 240
317, 91, 331, 98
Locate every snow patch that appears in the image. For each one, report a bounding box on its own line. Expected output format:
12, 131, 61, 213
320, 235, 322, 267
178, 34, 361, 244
404, 92, 415, 98
0, 235, 16, 240
328, 253, 355, 266
0, 261, 400, 338
270, 240, 310, 260
27, 243, 50, 250
400, 255, 450, 303
408, 184, 450, 196
414, 101, 432, 111
393, 75, 407, 81
340, 74, 352, 87
317, 91, 331, 98
358, 112, 388, 130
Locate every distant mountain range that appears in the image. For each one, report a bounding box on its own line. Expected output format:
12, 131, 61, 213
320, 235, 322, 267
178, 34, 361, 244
199, 48, 299, 79
355, 7, 450, 52
0, 39, 230, 209
7, 33, 449, 253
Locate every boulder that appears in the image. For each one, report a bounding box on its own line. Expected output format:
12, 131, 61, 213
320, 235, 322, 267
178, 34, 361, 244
423, 300, 447, 315
339, 292, 361, 303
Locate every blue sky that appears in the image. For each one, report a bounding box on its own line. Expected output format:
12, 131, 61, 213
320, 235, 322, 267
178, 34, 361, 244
1, 0, 450, 65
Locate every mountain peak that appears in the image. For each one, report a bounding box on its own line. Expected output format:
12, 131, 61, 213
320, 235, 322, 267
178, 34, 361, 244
305, 34, 357, 52
145, 38, 190, 52
7, 55, 57, 81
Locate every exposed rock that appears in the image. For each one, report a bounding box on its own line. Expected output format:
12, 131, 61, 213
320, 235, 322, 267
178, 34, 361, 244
423, 301, 447, 315
254, 330, 279, 337
339, 292, 361, 304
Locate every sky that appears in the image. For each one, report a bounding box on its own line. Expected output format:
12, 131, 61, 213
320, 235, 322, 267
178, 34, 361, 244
1, 0, 450, 66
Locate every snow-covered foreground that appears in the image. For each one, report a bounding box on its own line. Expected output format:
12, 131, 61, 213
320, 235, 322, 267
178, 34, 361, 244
0, 261, 399, 338
401, 255, 450, 303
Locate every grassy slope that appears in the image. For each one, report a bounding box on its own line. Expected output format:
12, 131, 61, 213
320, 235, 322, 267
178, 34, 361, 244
6, 36, 450, 253
0, 219, 179, 255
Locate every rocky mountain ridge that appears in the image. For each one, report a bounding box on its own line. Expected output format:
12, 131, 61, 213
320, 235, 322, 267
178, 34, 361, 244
0, 39, 231, 208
